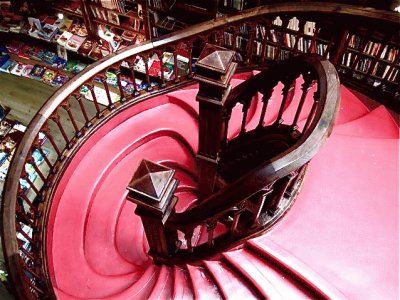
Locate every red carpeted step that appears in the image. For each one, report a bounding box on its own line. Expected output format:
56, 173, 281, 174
172, 266, 194, 299
147, 266, 173, 300
263, 134, 398, 300
334, 105, 399, 139
203, 260, 260, 299
223, 249, 284, 299
334, 86, 370, 125
186, 264, 222, 299
246, 239, 344, 299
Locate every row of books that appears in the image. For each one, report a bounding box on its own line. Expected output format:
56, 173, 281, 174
91, 0, 127, 13
341, 50, 399, 82
2, 41, 87, 73
0, 58, 70, 87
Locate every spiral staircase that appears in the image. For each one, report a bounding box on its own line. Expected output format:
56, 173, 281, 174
1, 3, 399, 300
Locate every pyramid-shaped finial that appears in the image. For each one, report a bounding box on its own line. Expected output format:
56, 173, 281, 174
127, 160, 174, 202
197, 44, 235, 74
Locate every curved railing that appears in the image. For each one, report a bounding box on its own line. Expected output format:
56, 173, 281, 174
1, 3, 398, 299
129, 54, 339, 264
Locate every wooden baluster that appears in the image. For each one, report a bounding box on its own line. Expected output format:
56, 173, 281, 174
16, 206, 35, 227
267, 176, 293, 214
26, 155, 46, 183
60, 100, 82, 138
49, 111, 71, 149
257, 88, 274, 128
206, 221, 217, 248
173, 50, 179, 82
16, 223, 35, 244
251, 185, 274, 226
33, 139, 52, 170
222, 108, 232, 147
274, 78, 295, 126
303, 90, 320, 132
18, 188, 35, 211
187, 41, 194, 77
73, 93, 91, 128
18, 245, 35, 261
291, 74, 313, 131
114, 67, 127, 102
41, 123, 62, 160
144, 55, 152, 90
99, 74, 115, 109
230, 201, 246, 235
88, 84, 103, 118
157, 51, 166, 87
21, 169, 41, 198
128, 61, 140, 97
240, 99, 251, 136
185, 229, 194, 253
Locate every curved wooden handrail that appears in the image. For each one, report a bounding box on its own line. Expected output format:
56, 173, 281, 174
168, 55, 340, 227
1, 3, 397, 298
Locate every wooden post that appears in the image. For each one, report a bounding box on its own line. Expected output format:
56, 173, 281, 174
126, 159, 179, 264
194, 44, 237, 200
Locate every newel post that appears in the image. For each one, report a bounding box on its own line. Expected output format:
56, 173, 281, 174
126, 159, 179, 264
194, 44, 237, 200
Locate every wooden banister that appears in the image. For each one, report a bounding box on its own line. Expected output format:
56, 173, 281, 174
1, 3, 396, 298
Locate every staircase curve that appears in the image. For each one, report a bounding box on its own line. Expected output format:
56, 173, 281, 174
1, 3, 399, 299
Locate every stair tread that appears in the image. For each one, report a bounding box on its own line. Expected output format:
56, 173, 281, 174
173, 266, 194, 300
223, 249, 283, 299
148, 266, 173, 300
263, 134, 398, 300
334, 105, 399, 139
186, 264, 222, 299
203, 260, 260, 299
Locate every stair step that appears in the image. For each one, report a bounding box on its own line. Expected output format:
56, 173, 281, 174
186, 264, 222, 299
173, 266, 194, 300
334, 86, 370, 125
246, 239, 344, 299
203, 260, 259, 299
264, 134, 398, 300
148, 266, 173, 300
223, 249, 283, 299
334, 105, 399, 139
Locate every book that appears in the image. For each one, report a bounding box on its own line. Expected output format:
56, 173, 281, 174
57, 31, 73, 46
10, 62, 26, 76
21, 64, 34, 78
65, 35, 86, 52
51, 74, 70, 87
30, 65, 46, 80
42, 69, 57, 84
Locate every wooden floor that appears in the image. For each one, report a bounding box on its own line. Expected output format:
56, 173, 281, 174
0, 73, 57, 124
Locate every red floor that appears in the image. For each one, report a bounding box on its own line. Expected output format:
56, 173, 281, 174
46, 78, 399, 299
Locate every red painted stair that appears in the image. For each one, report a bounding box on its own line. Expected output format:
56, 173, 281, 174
46, 79, 398, 299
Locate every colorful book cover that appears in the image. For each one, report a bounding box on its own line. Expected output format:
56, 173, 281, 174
52, 57, 67, 70
42, 69, 57, 84
65, 35, 86, 52
30, 65, 46, 80
65, 60, 78, 73
0, 59, 12, 73
43, 51, 57, 64
10, 62, 26, 76
57, 31, 73, 46
21, 64, 34, 77
71, 62, 87, 74
78, 40, 95, 56
51, 74, 70, 87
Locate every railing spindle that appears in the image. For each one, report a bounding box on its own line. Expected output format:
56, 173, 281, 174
274, 78, 295, 126
257, 88, 273, 128
61, 100, 81, 138
128, 61, 140, 97
185, 229, 194, 253
88, 84, 103, 117
292, 74, 313, 130
50, 111, 70, 149
99, 74, 115, 109
114, 67, 127, 102
41, 123, 62, 160
303, 90, 320, 132
73, 93, 91, 128
206, 221, 217, 248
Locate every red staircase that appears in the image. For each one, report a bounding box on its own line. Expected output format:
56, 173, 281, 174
46, 81, 398, 299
